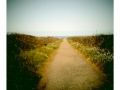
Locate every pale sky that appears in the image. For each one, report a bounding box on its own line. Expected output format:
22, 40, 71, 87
7, 0, 113, 36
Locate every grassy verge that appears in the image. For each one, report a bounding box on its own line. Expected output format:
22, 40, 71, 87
7, 33, 62, 90
67, 34, 113, 86
19, 39, 62, 74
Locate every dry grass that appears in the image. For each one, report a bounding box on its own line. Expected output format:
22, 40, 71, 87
7, 33, 62, 90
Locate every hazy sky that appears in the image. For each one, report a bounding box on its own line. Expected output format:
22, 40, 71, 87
7, 0, 113, 36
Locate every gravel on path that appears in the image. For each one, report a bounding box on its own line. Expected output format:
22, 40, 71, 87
42, 39, 109, 90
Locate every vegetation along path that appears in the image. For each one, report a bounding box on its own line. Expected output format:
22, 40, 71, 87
42, 39, 109, 90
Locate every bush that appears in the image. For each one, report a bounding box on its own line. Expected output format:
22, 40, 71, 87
68, 34, 113, 53
67, 34, 113, 85
7, 33, 61, 90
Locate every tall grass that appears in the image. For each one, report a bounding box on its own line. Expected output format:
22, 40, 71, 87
7, 33, 62, 90
67, 34, 113, 86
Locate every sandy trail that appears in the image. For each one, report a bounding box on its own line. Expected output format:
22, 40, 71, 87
43, 39, 106, 90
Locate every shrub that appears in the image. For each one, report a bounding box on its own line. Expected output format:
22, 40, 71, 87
67, 34, 113, 85
7, 33, 61, 90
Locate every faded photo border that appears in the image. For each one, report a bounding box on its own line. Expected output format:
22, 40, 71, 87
0, 0, 120, 90
0, 0, 6, 90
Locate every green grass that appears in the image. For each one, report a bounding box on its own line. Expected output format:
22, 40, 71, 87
20, 40, 62, 73
7, 33, 62, 90
67, 34, 113, 86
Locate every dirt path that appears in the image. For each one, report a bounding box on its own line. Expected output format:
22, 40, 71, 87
42, 39, 107, 90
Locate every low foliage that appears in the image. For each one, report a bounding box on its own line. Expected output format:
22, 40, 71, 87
19, 40, 62, 73
68, 34, 113, 53
7, 33, 62, 90
67, 34, 113, 85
